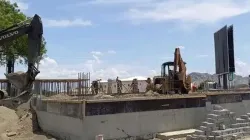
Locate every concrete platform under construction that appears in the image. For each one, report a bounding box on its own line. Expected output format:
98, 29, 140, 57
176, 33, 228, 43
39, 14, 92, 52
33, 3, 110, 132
31, 91, 250, 140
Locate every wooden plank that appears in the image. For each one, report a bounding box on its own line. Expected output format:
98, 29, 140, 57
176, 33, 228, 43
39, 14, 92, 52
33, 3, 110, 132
156, 129, 195, 140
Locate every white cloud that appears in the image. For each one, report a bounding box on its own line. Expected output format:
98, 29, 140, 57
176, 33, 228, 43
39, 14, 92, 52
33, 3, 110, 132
92, 55, 101, 64
43, 18, 92, 27
91, 51, 103, 56
90, 51, 103, 64
124, 0, 250, 25
33, 57, 154, 80
30, 57, 249, 80
8, 0, 29, 11
11, 51, 150, 81
0, 53, 248, 82
148, 69, 158, 77
178, 46, 185, 49
107, 50, 116, 54
196, 54, 208, 58
235, 58, 250, 76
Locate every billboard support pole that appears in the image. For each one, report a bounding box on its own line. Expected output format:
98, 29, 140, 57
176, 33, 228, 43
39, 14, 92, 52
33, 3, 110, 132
218, 75, 221, 89
223, 74, 228, 89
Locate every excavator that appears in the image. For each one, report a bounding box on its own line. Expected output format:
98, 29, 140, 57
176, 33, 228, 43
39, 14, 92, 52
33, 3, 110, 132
0, 14, 42, 108
153, 48, 192, 94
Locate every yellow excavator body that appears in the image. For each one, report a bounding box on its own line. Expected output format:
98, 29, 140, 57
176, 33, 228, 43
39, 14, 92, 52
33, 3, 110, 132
152, 48, 192, 94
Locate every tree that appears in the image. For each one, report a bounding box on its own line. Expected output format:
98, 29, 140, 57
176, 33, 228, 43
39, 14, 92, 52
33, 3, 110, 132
0, 0, 47, 66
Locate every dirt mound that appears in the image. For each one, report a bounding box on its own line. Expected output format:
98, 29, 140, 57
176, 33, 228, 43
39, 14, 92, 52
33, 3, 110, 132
0, 106, 55, 140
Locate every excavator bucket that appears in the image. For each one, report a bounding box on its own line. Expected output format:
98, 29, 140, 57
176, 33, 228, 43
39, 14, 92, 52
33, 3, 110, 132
0, 71, 34, 109
5, 71, 29, 91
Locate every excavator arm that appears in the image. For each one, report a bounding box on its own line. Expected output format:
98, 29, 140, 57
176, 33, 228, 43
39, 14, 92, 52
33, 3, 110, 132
173, 48, 191, 93
0, 14, 42, 104
174, 48, 186, 81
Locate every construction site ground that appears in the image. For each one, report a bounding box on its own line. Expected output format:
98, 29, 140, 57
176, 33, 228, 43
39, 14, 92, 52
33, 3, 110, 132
42, 90, 250, 102
43, 91, 205, 101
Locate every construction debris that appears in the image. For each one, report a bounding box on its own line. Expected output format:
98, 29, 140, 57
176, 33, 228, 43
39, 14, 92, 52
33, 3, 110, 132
156, 129, 196, 140
145, 90, 160, 96
187, 105, 250, 140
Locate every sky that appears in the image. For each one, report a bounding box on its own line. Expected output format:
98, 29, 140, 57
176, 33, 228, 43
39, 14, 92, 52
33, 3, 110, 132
2, 0, 250, 80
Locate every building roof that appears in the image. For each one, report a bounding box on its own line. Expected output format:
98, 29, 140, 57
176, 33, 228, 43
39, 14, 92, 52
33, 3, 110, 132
120, 76, 147, 81
100, 76, 148, 83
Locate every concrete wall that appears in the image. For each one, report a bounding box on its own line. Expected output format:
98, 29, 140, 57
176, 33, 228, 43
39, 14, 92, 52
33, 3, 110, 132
34, 100, 206, 140
82, 108, 206, 140
33, 93, 250, 140
32, 99, 85, 140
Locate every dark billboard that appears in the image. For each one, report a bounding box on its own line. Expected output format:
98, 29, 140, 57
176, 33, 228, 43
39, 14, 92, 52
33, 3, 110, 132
214, 25, 235, 75
214, 25, 229, 74
227, 25, 235, 73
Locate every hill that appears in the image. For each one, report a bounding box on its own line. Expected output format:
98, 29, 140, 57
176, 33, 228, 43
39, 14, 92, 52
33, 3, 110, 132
189, 72, 249, 86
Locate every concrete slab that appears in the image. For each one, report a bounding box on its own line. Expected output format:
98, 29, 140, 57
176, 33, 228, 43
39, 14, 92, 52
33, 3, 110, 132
156, 129, 196, 140
86, 95, 206, 103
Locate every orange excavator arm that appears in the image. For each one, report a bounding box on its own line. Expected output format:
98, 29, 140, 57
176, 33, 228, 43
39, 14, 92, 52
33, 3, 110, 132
173, 48, 191, 93
174, 48, 187, 80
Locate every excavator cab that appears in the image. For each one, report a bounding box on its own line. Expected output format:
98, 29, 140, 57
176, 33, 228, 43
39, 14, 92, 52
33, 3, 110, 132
154, 61, 186, 94
153, 62, 173, 94
153, 48, 191, 94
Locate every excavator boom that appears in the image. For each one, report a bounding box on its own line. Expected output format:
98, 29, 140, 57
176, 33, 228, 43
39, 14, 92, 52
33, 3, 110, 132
173, 48, 191, 93
174, 48, 187, 83
0, 14, 43, 107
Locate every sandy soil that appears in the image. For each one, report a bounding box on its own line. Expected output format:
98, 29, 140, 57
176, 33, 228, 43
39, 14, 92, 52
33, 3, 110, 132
0, 106, 56, 140
43, 90, 207, 101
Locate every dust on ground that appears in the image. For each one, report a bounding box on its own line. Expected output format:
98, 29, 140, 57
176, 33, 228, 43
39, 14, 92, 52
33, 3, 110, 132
0, 106, 56, 140
43, 90, 206, 101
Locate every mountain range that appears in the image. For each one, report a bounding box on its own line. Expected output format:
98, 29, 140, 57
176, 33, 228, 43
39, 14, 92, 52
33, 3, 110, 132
189, 72, 249, 87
